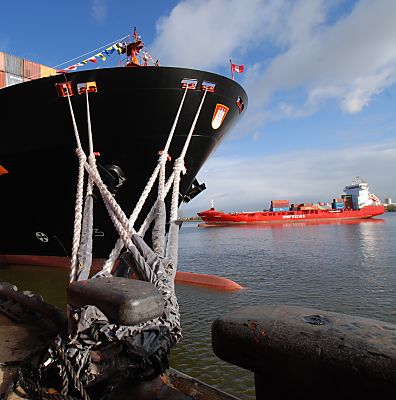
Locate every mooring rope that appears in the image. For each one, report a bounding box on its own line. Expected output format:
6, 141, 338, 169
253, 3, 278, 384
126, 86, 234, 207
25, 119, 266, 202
137, 171, 175, 237
66, 83, 208, 284
65, 88, 86, 284
81, 153, 136, 244
138, 90, 208, 245
57, 81, 211, 399
101, 86, 189, 274
65, 89, 143, 280
66, 88, 134, 282
166, 89, 208, 276
85, 91, 96, 196
158, 86, 189, 199
170, 88, 208, 224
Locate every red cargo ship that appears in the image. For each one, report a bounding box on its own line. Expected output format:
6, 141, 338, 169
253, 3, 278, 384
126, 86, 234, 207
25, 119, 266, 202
198, 179, 385, 225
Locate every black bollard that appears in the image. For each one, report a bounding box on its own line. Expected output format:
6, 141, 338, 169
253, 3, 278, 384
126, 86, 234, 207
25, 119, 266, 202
212, 304, 396, 400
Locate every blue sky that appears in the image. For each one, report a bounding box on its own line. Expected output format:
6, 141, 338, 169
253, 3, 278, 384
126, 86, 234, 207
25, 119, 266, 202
1, 0, 395, 214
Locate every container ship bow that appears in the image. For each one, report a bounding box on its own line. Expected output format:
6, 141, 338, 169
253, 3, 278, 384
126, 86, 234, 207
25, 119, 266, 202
0, 33, 248, 267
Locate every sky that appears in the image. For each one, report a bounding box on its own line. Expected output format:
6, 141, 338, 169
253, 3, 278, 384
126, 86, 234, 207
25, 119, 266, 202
1, 0, 395, 214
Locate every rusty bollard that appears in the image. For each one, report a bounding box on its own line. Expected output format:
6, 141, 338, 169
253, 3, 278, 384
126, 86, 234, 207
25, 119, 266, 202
212, 304, 396, 400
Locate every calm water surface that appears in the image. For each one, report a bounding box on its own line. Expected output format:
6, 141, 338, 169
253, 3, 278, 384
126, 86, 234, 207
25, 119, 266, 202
1, 213, 395, 399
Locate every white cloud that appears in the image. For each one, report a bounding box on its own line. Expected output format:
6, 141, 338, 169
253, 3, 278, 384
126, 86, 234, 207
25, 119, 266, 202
181, 140, 396, 214
151, 0, 396, 127
253, 0, 396, 115
152, 0, 285, 70
91, 0, 107, 22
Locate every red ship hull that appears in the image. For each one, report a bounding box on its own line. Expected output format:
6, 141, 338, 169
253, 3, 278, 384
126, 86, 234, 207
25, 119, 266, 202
197, 205, 385, 225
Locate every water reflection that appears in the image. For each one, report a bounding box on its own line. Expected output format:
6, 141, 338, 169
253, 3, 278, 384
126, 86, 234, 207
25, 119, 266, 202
0, 215, 395, 400
198, 217, 385, 230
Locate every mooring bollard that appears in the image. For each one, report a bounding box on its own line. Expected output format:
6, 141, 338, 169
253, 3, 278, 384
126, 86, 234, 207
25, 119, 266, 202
212, 304, 396, 400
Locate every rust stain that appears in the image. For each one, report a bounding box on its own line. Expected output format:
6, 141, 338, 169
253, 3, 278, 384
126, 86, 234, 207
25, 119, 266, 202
247, 321, 257, 330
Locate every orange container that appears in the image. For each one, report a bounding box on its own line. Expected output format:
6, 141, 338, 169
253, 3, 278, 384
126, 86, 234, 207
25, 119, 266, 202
24, 59, 41, 79
0, 71, 5, 88
40, 65, 57, 78
0, 52, 4, 71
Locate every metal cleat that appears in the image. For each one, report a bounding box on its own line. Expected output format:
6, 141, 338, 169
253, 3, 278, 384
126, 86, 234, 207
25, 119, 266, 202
55, 82, 74, 97
201, 81, 216, 92
181, 78, 197, 89
78, 81, 98, 95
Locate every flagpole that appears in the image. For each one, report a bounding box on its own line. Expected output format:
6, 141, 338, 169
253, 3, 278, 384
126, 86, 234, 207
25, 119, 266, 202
230, 59, 234, 81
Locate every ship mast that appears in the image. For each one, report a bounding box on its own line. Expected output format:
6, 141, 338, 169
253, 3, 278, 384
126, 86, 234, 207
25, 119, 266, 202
123, 27, 159, 67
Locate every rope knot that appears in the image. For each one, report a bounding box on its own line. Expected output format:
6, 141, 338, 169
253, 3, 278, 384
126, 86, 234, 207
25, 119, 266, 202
75, 147, 87, 162
88, 154, 96, 165
173, 158, 186, 175
158, 150, 171, 162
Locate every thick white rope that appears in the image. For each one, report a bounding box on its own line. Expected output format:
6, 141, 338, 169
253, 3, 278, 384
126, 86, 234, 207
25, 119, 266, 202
135, 164, 176, 246
101, 87, 189, 274
67, 87, 133, 280
86, 91, 96, 195
158, 86, 189, 199
66, 90, 86, 283
70, 154, 86, 283
137, 171, 175, 237
164, 89, 208, 276
139, 89, 208, 238
82, 156, 135, 239
67, 84, 207, 282
74, 92, 97, 282
170, 89, 208, 223
65, 102, 142, 280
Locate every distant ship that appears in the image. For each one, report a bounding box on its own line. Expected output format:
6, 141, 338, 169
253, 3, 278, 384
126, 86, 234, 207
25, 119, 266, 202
0, 33, 247, 267
198, 178, 385, 225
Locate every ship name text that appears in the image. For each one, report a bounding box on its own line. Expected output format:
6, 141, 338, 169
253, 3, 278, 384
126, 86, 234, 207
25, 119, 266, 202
282, 215, 306, 219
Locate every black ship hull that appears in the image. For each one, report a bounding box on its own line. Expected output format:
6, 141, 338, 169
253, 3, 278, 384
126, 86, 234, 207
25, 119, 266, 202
0, 66, 247, 266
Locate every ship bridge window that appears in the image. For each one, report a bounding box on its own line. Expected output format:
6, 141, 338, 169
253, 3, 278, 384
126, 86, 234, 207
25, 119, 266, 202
181, 78, 198, 90
201, 81, 216, 92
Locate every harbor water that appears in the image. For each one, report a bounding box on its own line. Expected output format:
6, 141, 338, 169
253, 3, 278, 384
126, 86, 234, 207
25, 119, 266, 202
1, 213, 395, 399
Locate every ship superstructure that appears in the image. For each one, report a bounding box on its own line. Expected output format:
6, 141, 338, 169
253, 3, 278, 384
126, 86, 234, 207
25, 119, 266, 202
343, 177, 381, 210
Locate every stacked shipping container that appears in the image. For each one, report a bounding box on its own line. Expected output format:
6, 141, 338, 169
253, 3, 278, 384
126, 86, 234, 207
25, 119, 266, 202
270, 200, 290, 212
290, 202, 332, 211
268, 193, 366, 213
0, 53, 4, 88
332, 197, 345, 210
0, 52, 56, 89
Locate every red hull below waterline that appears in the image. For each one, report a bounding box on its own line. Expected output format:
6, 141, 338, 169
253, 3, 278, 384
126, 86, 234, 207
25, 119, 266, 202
0, 255, 242, 291
198, 205, 385, 225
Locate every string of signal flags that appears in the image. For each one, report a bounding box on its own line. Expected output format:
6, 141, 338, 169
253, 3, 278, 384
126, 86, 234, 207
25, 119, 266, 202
56, 41, 157, 74
55, 40, 244, 79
